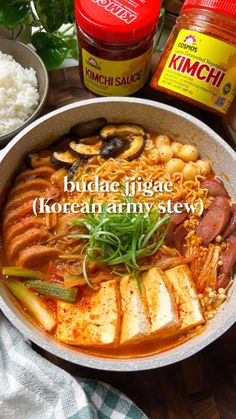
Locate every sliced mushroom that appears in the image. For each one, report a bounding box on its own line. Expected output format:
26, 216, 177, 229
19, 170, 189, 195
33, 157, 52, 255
70, 118, 107, 138
100, 124, 145, 139
119, 135, 145, 161
100, 137, 129, 159
68, 159, 87, 179
69, 137, 102, 158
51, 151, 77, 168
79, 136, 100, 145
27, 153, 53, 168
51, 135, 72, 151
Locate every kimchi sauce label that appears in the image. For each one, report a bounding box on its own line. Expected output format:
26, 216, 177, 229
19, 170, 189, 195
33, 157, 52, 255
156, 29, 236, 114
82, 48, 152, 96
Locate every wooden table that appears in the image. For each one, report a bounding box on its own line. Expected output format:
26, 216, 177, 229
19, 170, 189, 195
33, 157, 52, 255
34, 66, 236, 419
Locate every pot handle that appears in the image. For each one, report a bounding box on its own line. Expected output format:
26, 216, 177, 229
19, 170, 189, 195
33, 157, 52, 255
0, 149, 6, 162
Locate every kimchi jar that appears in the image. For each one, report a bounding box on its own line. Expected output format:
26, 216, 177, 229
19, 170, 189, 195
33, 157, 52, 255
151, 0, 236, 115
75, 0, 160, 96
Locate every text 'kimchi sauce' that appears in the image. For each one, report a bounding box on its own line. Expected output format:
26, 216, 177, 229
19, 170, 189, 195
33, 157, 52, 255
75, 0, 160, 96
151, 0, 236, 115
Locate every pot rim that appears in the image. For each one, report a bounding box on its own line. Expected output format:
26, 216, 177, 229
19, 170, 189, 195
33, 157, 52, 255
0, 97, 235, 371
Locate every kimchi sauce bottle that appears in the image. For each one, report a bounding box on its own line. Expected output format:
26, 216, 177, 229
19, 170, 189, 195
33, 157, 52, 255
75, 0, 160, 96
151, 0, 236, 115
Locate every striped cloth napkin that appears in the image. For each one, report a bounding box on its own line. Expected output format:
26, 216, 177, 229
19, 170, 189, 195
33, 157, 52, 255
0, 312, 147, 419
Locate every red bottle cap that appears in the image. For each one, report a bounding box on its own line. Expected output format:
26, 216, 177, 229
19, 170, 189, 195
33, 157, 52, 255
183, 0, 236, 18
75, 0, 161, 43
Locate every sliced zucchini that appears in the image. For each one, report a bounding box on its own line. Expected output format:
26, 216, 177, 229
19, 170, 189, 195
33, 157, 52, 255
51, 151, 77, 168
70, 118, 107, 138
119, 135, 145, 161
27, 153, 53, 168
100, 124, 145, 139
25, 280, 78, 303
69, 137, 102, 158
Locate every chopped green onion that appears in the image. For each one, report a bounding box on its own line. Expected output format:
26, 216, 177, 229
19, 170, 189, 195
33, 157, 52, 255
2, 267, 43, 280
83, 254, 96, 290
25, 280, 78, 303
141, 214, 170, 247
69, 197, 171, 291
5, 279, 56, 332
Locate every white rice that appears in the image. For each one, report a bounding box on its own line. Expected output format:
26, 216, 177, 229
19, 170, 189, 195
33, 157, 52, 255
0, 51, 39, 136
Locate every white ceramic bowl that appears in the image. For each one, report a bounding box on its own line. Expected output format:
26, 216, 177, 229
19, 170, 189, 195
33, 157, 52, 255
0, 97, 235, 371
0, 38, 49, 145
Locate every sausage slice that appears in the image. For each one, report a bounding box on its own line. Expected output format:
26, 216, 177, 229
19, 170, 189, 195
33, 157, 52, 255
217, 273, 230, 289
217, 235, 236, 289
174, 224, 188, 255
165, 212, 187, 247
221, 235, 236, 275
196, 196, 231, 246
223, 204, 236, 239
201, 178, 229, 198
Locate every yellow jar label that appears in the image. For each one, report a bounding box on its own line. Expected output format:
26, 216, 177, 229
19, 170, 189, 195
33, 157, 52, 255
82, 48, 152, 96
158, 29, 236, 114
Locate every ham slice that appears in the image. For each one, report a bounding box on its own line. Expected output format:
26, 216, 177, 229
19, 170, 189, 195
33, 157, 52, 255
8, 178, 51, 199
8, 228, 50, 260
3, 202, 34, 229
4, 191, 41, 212
15, 166, 55, 182
16, 245, 63, 268
5, 216, 45, 244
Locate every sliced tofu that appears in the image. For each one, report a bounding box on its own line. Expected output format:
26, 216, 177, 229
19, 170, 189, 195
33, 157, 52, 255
164, 265, 204, 332
142, 268, 180, 335
120, 275, 150, 345
56, 280, 120, 346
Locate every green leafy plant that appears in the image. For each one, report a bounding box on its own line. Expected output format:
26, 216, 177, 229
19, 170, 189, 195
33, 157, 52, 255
0, 0, 31, 28
155, 2, 166, 52
0, 0, 165, 70
0, 0, 77, 70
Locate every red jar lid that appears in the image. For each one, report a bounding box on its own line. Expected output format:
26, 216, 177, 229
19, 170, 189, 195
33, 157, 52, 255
75, 0, 161, 43
183, 0, 236, 18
